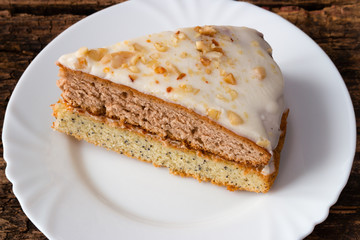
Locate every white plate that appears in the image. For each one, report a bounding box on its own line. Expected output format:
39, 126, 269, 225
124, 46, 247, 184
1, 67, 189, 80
3, 0, 356, 239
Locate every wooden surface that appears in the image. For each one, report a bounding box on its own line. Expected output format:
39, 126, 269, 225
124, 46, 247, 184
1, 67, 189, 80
0, 0, 359, 239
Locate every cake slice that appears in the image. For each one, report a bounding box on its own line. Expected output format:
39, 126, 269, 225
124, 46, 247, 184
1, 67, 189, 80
52, 25, 288, 192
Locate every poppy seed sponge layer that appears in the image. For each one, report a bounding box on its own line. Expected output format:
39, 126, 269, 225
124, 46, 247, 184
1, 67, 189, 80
52, 100, 288, 192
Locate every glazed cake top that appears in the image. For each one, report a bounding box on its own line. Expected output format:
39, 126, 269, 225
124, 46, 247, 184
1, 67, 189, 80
58, 25, 285, 152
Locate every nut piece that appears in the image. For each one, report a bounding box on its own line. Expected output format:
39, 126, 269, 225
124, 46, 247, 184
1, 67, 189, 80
227, 110, 244, 125
103, 67, 110, 73
180, 52, 188, 58
130, 54, 141, 66
154, 66, 167, 74
211, 39, 220, 46
256, 139, 270, 148
216, 94, 229, 102
100, 54, 112, 64
130, 43, 145, 52
173, 31, 188, 46
178, 84, 200, 94
154, 42, 168, 52
129, 66, 140, 73
195, 26, 217, 36
88, 48, 108, 61
177, 73, 186, 80
223, 73, 236, 85
252, 66, 266, 80
207, 108, 221, 120
167, 63, 180, 74
200, 56, 211, 66
128, 74, 137, 82
74, 57, 87, 69
175, 31, 187, 40
195, 41, 211, 53
111, 51, 134, 69
150, 53, 161, 60
205, 51, 222, 59
76, 47, 88, 57
225, 87, 238, 100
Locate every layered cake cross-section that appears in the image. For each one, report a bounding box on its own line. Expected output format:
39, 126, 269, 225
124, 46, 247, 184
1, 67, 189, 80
52, 25, 288, 193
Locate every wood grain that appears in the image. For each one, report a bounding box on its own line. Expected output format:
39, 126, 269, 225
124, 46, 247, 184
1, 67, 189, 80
0, 0, 359, 239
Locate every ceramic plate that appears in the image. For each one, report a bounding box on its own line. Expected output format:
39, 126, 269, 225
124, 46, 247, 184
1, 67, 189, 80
3, 0, 356, 239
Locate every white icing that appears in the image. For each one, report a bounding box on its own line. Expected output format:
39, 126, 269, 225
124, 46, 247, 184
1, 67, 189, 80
261, 155, 275, 175
59, 26, 285, 161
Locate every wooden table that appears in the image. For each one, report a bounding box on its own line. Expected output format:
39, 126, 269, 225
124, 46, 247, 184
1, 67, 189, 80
0, 1, 359, 239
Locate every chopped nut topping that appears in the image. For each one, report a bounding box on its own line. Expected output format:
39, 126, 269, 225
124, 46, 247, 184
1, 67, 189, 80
172, 37, 179, 46
256, 139, 270, 148
207, 108, 221, 120
205, 51, 223, 59
177, 73, 186, 80
129, 54, 141, 66
129, 74, 137, 82
200, 56, 211, 66
154, 42, 168, 52
194, 26, 217, 36
211, 47, 224, 54
150, 53, 161, 60
173, 31, 187, 46
216, 94, 229, 102
211, 39, 219, 46
180, 52, 188, 58
129, 66, 140, 73
88, 48, 108, 61
103, 67, 110, 73
219, 69, 226, 76
76, 47, 88, 57
223, 73, 236, 85
267, 48, 273, 55
227, 110, 244, 125
100, 54, 112, 64
175, 31, 187, 40
225, 87, 238, 100
111, 51, 134, 69
130, 43, 145, 52
178, 84, 200, 94
154, 66, 167, 74
252, 67, 266, 80
146, 59, 159, 69
166, 86, 173, 93
75, 57, 87, 69
195, 41, 211, 53
140, 56, 147, 64
167, 63, 180, 74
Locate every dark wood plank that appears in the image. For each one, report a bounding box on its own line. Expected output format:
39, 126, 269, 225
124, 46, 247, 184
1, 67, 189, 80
0, 1, 359, 239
